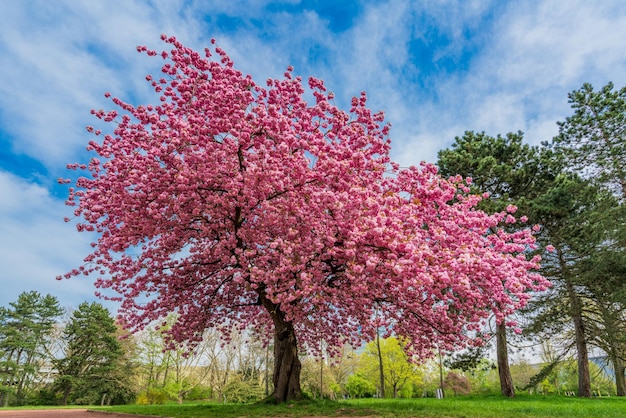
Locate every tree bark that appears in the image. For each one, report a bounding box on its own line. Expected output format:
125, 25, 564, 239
376, 331, 386, 398
496, 322, 515, 397
259, 291, 302, 403
612, 354, 626, 396
565, 280, 591, 397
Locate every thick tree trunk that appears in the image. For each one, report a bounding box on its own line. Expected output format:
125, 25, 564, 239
612, 354, 626, 396
258, 291, 302, 403
496, 322, 515, 398
565, 280, 591, 397
272, 319, 302, 402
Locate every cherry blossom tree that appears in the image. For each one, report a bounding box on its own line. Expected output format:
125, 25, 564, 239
60, 35, 549, 402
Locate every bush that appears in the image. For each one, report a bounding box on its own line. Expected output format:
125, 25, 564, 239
29, 388, 60, 405
345, 374, 376, 398
185, 384, 213, 401
444, 371, 471, 396
136, 387, 168, 405
223, 377, 264, 403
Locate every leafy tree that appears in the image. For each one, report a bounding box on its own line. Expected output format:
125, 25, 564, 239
0, 291, 62, 406
359, 337, 422, 398
61, 35, 547, 402
345, 374, 376, 398
54, 302, 136, 405
135, 316, 218, 403
300, 356, 337, 399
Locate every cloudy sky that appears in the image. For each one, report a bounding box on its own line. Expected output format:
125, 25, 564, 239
1, 0, 625, 312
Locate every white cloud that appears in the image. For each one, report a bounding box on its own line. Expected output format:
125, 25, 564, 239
0, 170, 107, 310
2, 0, 626, 313
394, 0, 626, 162
0, 0, 204, 171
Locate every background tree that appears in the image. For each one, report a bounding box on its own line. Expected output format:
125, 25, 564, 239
444, 371, 471, 396
61, 35, 547, 402
525, 170, 619, 397
54, 302, 136, 405
0, 291, 62, 406
135, 315, 220, 404
444, 346, 498, 394
437, 131, 551, 398
345, 374, 376, 398
553, 81, 626, 394
554, 82, 626, 198
578, 247, 626, 395
358, 337, 422, 398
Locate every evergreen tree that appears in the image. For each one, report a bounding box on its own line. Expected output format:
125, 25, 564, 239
552, 82, 626, 395
54, 302, 136, 405
0, 291, 62, 406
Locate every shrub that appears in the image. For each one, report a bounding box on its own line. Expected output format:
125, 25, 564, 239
136, 387, 168, 405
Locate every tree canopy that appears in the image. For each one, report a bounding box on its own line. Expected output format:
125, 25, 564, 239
60, 35, 548, 402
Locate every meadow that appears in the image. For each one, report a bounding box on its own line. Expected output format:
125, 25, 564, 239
93, 395, 626, 417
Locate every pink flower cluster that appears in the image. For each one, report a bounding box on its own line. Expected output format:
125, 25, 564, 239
61, 36, 549, 359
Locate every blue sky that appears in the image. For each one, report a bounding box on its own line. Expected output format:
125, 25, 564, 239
1, 0, 626, 312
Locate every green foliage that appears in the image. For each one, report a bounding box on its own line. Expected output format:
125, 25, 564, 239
437, 130, 554, 212
0, 291, 63, 406
523, 358, 562, 392
345, 374, 376, 398
136, 387, 168, 405
555, 82, 626, 197
185, 384, 213, 401
223, 374, 264, 403
444, 346, 492, 373
54, 302, 137, 405
357, 336, 424, 398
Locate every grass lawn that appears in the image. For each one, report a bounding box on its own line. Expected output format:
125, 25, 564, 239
94, 394, 626, 417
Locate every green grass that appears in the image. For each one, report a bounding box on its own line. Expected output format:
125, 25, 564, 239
91, 394, 626, 417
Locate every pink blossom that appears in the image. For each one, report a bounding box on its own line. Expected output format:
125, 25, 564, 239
62, 34, 549, 377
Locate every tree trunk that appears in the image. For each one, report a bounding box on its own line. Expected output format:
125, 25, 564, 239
259, 291, 302, 403
376, 331, 386, 399
572, 313, 591, 397
438, 349, 445, 398
271, 317, 302, 402
496, 322, 515, 397
565, 280, 591, 397
612, 354, 626, 396
62, 386, 71, 406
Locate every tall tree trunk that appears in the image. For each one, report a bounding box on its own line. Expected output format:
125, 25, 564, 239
376, 331, 386, 398
604, 310, 625, 396
259, 291, 302, 403
438, 348, 445, 398
496, 322, 515, 397
612, 354, 626, 396
565, 280, 591, 397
